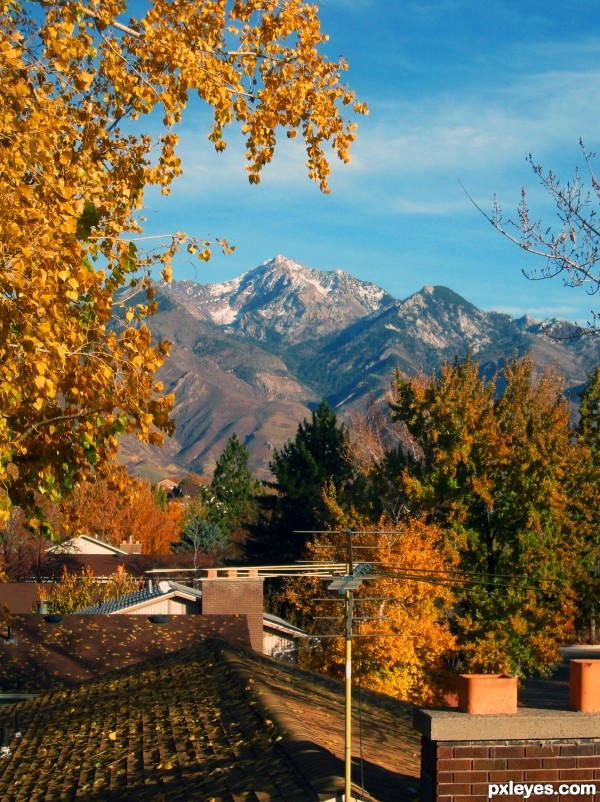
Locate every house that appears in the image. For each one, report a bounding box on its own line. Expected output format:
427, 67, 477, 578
156, 478, 178, 492
0, 570, 308, 662
263, 612, 308, 662
0, 618, 421, 801
46, 534, 131, 556
75, 573, 308, 661
34, 538, 202, 581
1, 612, 593, 801
75, 580, 204, 616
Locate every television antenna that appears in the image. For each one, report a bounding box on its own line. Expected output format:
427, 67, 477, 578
294, 527, 560, 802
295, 528, 389, 802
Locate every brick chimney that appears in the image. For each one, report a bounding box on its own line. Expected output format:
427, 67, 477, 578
200, 569, 264, 652
119, 541, 142, 554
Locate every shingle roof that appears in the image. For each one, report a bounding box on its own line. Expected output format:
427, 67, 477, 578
164, 580, 202, 599
75, 584, 167, 614
263, 612, 307, 636
32, 551, 205, 582
0, 615, 252, 691
46, 534, 129, 555
0, 628, 421, 802
0, 584, 40, 615
222, 646, 421, 802
0, 642, 323, 801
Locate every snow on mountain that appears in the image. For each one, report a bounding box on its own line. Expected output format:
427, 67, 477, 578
123, 256, 599, 480
161, 255, 395, 343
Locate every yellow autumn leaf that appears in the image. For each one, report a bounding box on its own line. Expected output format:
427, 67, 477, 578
0, 0, 364, 523
75, 71, 94, 90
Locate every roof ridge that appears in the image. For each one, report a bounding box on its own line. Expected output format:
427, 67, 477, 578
75, 584, 166, 614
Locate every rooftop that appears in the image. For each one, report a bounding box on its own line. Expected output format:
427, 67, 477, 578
0, 637, 420, 802
0, 615, 252, 691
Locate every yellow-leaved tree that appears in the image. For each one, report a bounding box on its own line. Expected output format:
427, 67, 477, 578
283, 498, 458, 705
0, 0, 366, 528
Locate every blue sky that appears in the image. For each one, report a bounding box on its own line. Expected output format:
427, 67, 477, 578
141, 0, 600, 325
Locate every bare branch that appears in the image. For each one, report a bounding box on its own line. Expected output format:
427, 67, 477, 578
460, 142, 600, 335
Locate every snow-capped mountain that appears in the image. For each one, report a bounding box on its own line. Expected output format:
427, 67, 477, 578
119, 256, 600, 481
159, 255, 395, 344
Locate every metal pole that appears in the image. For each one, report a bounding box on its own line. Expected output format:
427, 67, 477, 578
345, 588, 353, 801
344, 529, 354, 802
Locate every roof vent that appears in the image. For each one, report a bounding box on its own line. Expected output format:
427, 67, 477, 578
0, 726, 10, 759
5, 626, 18, 645
149, 614, 169, 625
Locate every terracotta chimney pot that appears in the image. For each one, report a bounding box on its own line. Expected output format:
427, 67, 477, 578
457, 674, 517, 715
570, 659, 600, 712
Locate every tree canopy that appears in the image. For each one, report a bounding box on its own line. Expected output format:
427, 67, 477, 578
0, 0, 365, 527
283, 503, 458, 705
568, 366, 600, 638
265, 400, 354, 560
62, 476, 182, 554
40, 564, 140, 614
173, 511, 228, 566
389, 355, 578, 675
210, 433, 259, 537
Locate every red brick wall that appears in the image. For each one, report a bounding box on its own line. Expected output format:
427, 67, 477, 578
201, 578, 264, 652
421, 738, 600, 802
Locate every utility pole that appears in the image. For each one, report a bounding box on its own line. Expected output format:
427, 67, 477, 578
344, 528, 354, 802
327, 529, 364, 801
298, 528, 376, 801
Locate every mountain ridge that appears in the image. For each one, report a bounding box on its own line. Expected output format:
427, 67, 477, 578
118, 256, 599, 482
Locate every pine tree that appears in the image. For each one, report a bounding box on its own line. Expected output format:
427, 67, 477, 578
264, 401, 354, 561
210, 433, 258, 537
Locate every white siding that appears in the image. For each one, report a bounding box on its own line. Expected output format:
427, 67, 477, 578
263, 629, 298, 663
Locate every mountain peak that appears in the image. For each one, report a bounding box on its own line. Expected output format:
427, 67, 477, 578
161, 256, 395, 344
127, 260, 599, 480
262, 254, 300, 268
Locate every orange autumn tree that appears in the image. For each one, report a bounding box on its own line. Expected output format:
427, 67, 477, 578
63, 477, 182, 554
283, 500, 458, 705
41, 564, 140, 614
0, 0, 366, 527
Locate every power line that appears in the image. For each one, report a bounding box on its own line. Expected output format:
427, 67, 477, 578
292, 527, 565, 802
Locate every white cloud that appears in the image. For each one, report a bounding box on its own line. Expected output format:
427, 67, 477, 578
490, 303, 589, 322
354, 67, 600, 176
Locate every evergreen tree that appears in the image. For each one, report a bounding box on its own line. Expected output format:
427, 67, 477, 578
210, 433, 258, 538
264, 401, 354, 561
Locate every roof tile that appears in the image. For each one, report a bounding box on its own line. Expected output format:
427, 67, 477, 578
0, 630, 421, 802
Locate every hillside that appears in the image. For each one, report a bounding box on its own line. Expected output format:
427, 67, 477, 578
118, 255, 600, 481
